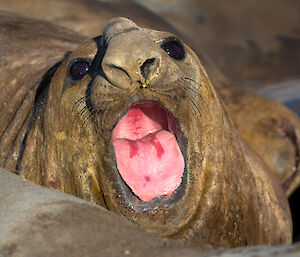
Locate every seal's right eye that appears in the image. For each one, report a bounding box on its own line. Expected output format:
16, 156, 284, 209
70, 60, 90, 80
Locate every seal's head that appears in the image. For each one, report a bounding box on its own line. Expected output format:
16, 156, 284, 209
21, 18, 291, 247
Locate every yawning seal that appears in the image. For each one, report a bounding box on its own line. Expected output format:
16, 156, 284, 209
0, 14, 292, 247
2, 0, 300, 197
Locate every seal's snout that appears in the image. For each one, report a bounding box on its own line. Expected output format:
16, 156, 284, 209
101, 18, 165, 89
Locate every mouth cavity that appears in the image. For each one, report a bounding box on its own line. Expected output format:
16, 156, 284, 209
112, 101, 185, 202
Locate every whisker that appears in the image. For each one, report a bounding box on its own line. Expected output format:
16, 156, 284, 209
185, 87, 206, 105
179, 78, 206, 119
179, 78, 207, 106
82, 106, 94, 123
181, 77, 202, 88
71, 106, 88, 132
71, 95, 87, 127
79, 105, 89, 118
74, 96, 85, 106
72, 96, 85, 114
70, 86, 134, 137
186, 92, 201, 119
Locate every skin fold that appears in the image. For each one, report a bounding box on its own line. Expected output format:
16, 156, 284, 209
0, 11, 293, 247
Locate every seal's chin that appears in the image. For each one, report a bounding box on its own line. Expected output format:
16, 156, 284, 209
112, 101, 185, 202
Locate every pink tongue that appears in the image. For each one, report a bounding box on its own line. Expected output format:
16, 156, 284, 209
112, 102, 184, 202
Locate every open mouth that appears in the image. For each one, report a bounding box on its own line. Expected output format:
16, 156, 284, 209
112, 101, 185, 202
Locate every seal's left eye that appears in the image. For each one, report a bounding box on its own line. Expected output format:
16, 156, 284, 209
161, 39, 185, 60
70, 60, 90, 80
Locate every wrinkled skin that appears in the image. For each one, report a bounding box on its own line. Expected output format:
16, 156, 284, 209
1, 0, 300, 197
0, 15, 290, 247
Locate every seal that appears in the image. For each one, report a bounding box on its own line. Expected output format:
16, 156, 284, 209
0, 12, 292, 247
2, 0, 300, 197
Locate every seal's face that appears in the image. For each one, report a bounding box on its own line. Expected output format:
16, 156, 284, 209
46, 18, 216, 235
38, 18, 291, 246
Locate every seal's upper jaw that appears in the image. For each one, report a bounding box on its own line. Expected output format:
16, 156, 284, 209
112, 101, 185, 202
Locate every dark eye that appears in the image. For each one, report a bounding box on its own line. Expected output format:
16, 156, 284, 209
70, 60, 90, 80
161, 39, 185, 60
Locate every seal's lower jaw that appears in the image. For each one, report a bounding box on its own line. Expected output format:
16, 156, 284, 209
112, 101, 185, 202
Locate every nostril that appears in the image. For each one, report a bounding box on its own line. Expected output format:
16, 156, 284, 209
140, 58, 158, 81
